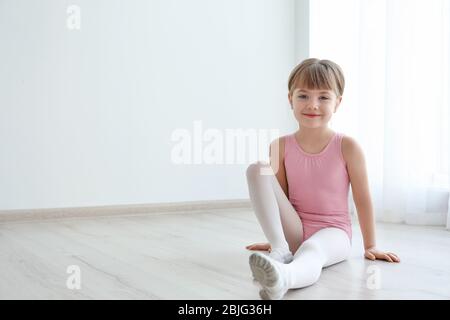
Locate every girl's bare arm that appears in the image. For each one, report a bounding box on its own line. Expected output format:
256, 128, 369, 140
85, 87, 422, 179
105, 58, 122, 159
342, 136, 400, 263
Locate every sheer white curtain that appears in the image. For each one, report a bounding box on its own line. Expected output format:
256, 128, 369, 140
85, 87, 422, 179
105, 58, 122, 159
309, 0, 450, 227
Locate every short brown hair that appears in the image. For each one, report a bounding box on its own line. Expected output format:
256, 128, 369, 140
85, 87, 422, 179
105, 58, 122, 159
288, 58, 345, 98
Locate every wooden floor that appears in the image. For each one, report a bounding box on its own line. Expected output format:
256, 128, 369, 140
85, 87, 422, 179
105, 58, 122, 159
0, 208, 449, 300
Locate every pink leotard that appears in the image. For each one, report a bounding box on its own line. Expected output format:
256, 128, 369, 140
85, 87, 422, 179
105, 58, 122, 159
284, 131, 352, 243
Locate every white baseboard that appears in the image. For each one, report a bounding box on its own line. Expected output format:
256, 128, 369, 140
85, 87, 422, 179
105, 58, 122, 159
0, 199, 252, 223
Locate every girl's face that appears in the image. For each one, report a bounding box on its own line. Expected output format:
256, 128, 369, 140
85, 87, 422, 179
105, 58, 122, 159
288, 88, 342, 129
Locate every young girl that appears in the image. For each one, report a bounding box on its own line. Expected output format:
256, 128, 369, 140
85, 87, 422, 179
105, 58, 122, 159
245, 58, 400, 300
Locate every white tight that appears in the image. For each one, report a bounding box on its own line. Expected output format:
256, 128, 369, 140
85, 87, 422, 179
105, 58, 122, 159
246, 161, 351, 289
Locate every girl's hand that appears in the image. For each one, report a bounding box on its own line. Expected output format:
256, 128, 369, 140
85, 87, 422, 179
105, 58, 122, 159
364, 246, 400, 263
245, 242, 271, 252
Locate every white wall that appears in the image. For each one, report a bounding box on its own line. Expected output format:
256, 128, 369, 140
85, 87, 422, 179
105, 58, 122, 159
0, 0, 309, 210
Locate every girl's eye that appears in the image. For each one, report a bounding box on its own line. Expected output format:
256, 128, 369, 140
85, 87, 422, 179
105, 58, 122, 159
297, 95, 329, 100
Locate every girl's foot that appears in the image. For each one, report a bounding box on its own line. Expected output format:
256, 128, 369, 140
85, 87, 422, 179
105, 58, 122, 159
269, 248, 293, 264
249, 252, 289, 300
246, 243, 293, 263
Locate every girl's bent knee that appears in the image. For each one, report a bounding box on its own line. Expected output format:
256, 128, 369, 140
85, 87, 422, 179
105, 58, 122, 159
246, 161, 269, 178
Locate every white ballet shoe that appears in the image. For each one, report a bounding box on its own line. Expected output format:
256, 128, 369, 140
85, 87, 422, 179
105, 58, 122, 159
249, 252, 289, 300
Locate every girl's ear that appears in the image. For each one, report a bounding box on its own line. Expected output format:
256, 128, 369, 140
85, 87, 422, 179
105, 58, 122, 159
334, 96, 342, 112
288, 93, 293, 109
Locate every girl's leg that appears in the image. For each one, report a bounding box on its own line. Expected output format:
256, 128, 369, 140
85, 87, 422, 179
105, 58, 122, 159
246, 161, 304, 255
285, 227, 351, 288
249, 227, 351, 300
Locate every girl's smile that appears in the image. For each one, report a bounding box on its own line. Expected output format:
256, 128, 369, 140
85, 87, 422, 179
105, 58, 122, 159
303, 114, 322, 118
